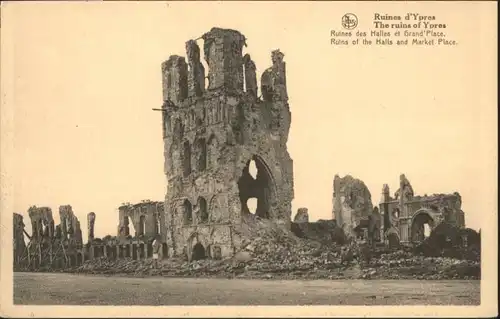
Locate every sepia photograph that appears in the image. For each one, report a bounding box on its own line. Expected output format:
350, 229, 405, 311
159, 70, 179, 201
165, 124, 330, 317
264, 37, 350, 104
0, 1, 497, 317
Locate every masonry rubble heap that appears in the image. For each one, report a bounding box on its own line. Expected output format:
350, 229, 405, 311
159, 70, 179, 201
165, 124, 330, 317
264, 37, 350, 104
73, 216, 480, 280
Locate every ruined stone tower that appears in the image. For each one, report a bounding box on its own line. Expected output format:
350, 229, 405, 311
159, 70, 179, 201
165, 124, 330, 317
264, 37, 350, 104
160, 28, 294, 260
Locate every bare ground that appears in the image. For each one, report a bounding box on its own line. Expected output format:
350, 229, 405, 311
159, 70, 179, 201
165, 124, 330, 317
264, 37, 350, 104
13, 272, 480, 305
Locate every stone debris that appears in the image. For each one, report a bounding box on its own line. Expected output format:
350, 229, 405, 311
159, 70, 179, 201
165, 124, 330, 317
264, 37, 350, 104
291, 219, 346, 245
72, 219, 480, 280
72, 248, 479, 280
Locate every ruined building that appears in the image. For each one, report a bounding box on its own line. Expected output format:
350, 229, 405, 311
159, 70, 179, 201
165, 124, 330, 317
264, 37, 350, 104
332, 174, 381, 243
379, 174, 466, 246
160, 27, 294, 260
13, 205, 85, 270
58, 205, 83, 245
117, 200, 165, 242
28, 206, 55, 242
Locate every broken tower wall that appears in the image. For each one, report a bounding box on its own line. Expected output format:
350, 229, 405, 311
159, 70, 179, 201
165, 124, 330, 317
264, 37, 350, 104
161, 27, 294, 259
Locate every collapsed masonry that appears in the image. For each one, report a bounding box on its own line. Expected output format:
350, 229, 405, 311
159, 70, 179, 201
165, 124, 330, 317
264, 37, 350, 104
160, 27, 294, 261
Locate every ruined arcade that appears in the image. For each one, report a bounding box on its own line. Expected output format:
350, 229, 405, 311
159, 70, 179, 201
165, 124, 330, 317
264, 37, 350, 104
160, 27, 294, 260
380, 174, 466, 246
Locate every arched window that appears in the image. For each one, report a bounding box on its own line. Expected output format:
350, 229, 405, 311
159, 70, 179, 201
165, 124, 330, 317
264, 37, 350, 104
183, 141, 192, 177
198, 197, 208, 223
194, 138, 207, 171
183, 200, 193, 225
139, 215, 146, 236
207, 134, 218, 169
154, 214, 161, 235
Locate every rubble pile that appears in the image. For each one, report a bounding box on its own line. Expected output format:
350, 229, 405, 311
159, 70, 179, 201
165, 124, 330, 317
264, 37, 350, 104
414, 223, 481, 262
291, 219, 346, 245
72, 217, 480, 280
361, 250, 480, 280
73, 246, 479, 280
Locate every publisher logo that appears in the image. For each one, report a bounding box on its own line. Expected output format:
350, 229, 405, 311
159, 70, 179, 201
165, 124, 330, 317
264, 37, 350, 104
342, 13, 358, 30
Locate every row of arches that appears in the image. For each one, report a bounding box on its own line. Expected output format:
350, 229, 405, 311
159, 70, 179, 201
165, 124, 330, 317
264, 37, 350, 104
122, 213, 162, 238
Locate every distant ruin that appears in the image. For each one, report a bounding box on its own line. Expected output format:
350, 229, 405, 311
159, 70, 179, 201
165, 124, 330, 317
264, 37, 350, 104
160, 27, 294, 261
117, 200, 165, 242
331, 173, 467, 248
379, 174, 466, 247
332, 174, 379, 241
13, 205, 85, 270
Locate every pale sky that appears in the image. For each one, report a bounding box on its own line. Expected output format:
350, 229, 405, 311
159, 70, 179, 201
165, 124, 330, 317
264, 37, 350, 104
1, 1, 497, 241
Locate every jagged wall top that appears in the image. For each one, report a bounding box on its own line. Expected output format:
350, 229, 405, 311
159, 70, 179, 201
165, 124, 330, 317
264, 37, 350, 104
161, 27, 288, 107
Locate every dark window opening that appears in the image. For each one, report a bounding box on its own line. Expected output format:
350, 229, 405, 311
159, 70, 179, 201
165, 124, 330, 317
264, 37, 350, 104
232, 104, 245, 145
139, 215, 146, 237
183, 200, 193, 225
183, 141, 192, 177
198, 197, 208, 223
192, 242, 206, 261
162, 243, 168, 259
195, 138, 207, 171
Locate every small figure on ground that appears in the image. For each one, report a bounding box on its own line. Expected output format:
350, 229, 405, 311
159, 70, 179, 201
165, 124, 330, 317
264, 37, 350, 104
152, 235, 161, 269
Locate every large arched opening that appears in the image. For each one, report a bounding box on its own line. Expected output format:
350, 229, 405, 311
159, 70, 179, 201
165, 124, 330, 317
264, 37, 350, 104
237, 155, 277, 219
411, 210, 435, 243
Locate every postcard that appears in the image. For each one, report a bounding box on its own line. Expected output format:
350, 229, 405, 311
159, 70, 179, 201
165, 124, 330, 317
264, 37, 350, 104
0, 1, 497, 317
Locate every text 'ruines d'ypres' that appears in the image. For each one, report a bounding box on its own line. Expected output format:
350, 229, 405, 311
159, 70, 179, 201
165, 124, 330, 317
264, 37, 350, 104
330, 13, 457, 46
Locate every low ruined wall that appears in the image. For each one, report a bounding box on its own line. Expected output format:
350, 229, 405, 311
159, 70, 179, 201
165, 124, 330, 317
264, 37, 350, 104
291, 220, 346, 245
